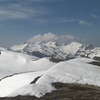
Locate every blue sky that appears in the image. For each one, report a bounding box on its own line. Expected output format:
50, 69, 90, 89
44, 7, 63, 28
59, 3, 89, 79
0, 0, 100, 48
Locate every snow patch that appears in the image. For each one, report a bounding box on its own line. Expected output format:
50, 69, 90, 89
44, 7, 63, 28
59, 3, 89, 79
0, 71, 44, 97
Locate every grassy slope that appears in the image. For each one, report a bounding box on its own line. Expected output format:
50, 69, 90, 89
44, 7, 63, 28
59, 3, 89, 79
1, 83, 100, 100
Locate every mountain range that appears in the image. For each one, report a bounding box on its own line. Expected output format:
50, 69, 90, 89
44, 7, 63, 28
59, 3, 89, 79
10, 41, 100, 60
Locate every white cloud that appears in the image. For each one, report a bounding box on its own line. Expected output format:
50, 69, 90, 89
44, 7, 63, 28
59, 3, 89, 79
90, 13, 99, 19
0, 4, 46, 20
32, 19, 49, 24
28, 32, 76, 44
53, 18, 75, 23
79, 20, 92, 26
52, 18, 93, 26
28, 32, 58, 43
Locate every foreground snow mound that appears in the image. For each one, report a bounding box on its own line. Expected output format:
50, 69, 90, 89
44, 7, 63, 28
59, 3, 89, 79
36, 58, 100, 85
0, 50, 55, 79
0, 71, 44, 97
9, 84, 55, 98
8, 58, 100, 98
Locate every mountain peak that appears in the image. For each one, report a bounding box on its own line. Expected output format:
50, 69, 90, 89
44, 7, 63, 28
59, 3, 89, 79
45, 41, 59, 47
69, 42, 82, 46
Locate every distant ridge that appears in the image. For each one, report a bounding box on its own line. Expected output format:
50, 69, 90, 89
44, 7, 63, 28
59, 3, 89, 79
10, 40, 100, 60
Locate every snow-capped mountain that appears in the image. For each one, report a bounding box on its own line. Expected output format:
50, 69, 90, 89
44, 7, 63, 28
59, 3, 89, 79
10, 41, 99, 60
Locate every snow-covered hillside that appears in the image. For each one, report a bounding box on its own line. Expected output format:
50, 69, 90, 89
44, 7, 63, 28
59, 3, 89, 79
0, 49, 55, 79
10, 41, 99, 60
0, 42, 100, 98
0, 57, 100, 98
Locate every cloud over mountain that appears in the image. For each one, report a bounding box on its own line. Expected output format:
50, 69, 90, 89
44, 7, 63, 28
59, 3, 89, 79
28, 32, 76, 44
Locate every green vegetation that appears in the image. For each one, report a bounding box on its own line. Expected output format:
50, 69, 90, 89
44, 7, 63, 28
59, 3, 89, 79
1, 83, 100, 100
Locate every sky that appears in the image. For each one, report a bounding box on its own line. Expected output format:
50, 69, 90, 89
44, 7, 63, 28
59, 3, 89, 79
0, 0, 100, 48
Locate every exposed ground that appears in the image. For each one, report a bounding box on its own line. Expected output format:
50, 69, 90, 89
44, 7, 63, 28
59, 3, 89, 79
1, 83, 100, 100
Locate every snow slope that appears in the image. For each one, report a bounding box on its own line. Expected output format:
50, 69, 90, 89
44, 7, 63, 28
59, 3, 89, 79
89, 47, 100, 58
36, 58, 100, 85
0, 49, 55, 79
0, 71, 44, 97
1, 46, 100, 98
1, 58, 100, 98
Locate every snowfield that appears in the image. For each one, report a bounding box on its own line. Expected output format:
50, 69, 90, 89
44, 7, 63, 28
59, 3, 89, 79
0, 71, 44, 97
0, 50, 55, 79
7, 58, 100, 98
0, 47, 100, 98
